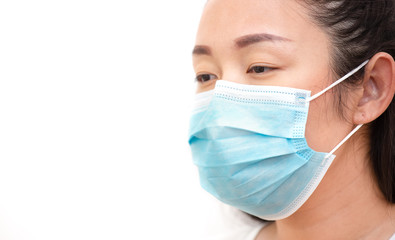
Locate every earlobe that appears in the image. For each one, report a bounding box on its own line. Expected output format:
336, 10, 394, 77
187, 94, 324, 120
353, 52, 395, 125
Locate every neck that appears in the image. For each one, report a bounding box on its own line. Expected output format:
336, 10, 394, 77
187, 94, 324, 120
257, 140, 395, 240
276, 178, 395, 239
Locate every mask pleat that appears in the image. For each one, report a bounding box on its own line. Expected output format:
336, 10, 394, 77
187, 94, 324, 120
201, 151, 310, 201
188, 76, 362, 219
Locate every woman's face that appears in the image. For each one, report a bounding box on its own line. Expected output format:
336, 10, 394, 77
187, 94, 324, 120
192, 0, 358, 153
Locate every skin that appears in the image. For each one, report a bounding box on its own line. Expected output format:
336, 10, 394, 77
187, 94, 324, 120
192, 0, 395, 239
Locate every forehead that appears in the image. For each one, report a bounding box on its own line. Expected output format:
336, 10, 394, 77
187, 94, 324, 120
196, 0, 318, 46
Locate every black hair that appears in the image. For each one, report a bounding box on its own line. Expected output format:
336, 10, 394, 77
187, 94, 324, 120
300, 0, 395, 203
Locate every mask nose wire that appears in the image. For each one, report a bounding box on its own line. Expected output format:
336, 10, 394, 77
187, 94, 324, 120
306, 60, 370, 102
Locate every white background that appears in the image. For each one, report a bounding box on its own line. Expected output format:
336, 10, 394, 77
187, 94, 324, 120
0, 1, 221, 239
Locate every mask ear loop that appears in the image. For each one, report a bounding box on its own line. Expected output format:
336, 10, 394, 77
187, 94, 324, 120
302, 60, 369, 165
306, 60, 370, 102
324, 124, 363, 160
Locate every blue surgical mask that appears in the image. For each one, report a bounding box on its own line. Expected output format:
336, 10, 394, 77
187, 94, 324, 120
188, 60, 369, 220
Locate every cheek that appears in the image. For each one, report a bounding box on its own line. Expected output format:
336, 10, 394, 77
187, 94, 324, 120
196, 80, 217, 93
304, 93, 353, 152
305, 96, 335, 152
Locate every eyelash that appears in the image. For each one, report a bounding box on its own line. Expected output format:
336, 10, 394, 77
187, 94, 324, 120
247, 65, 274, 74
195, 73, 218, 83
195, 65, 274, 83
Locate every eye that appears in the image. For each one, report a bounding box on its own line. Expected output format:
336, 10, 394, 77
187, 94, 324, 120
247, 65, 274, 74
195, 73, 218, 83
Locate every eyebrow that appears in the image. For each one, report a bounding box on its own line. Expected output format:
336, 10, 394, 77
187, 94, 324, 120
192, 33, 291, 56
235, 33, 291, 48
192, 45, 212, 56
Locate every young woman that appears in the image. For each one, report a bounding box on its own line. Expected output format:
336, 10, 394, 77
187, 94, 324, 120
188, 0, 395, 239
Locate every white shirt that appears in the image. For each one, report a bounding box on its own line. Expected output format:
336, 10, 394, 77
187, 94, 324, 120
199, 202, 395, 240
198, 202, 266, 240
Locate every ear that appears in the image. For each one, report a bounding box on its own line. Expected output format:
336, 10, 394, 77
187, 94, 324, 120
353, 52, 395, 124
